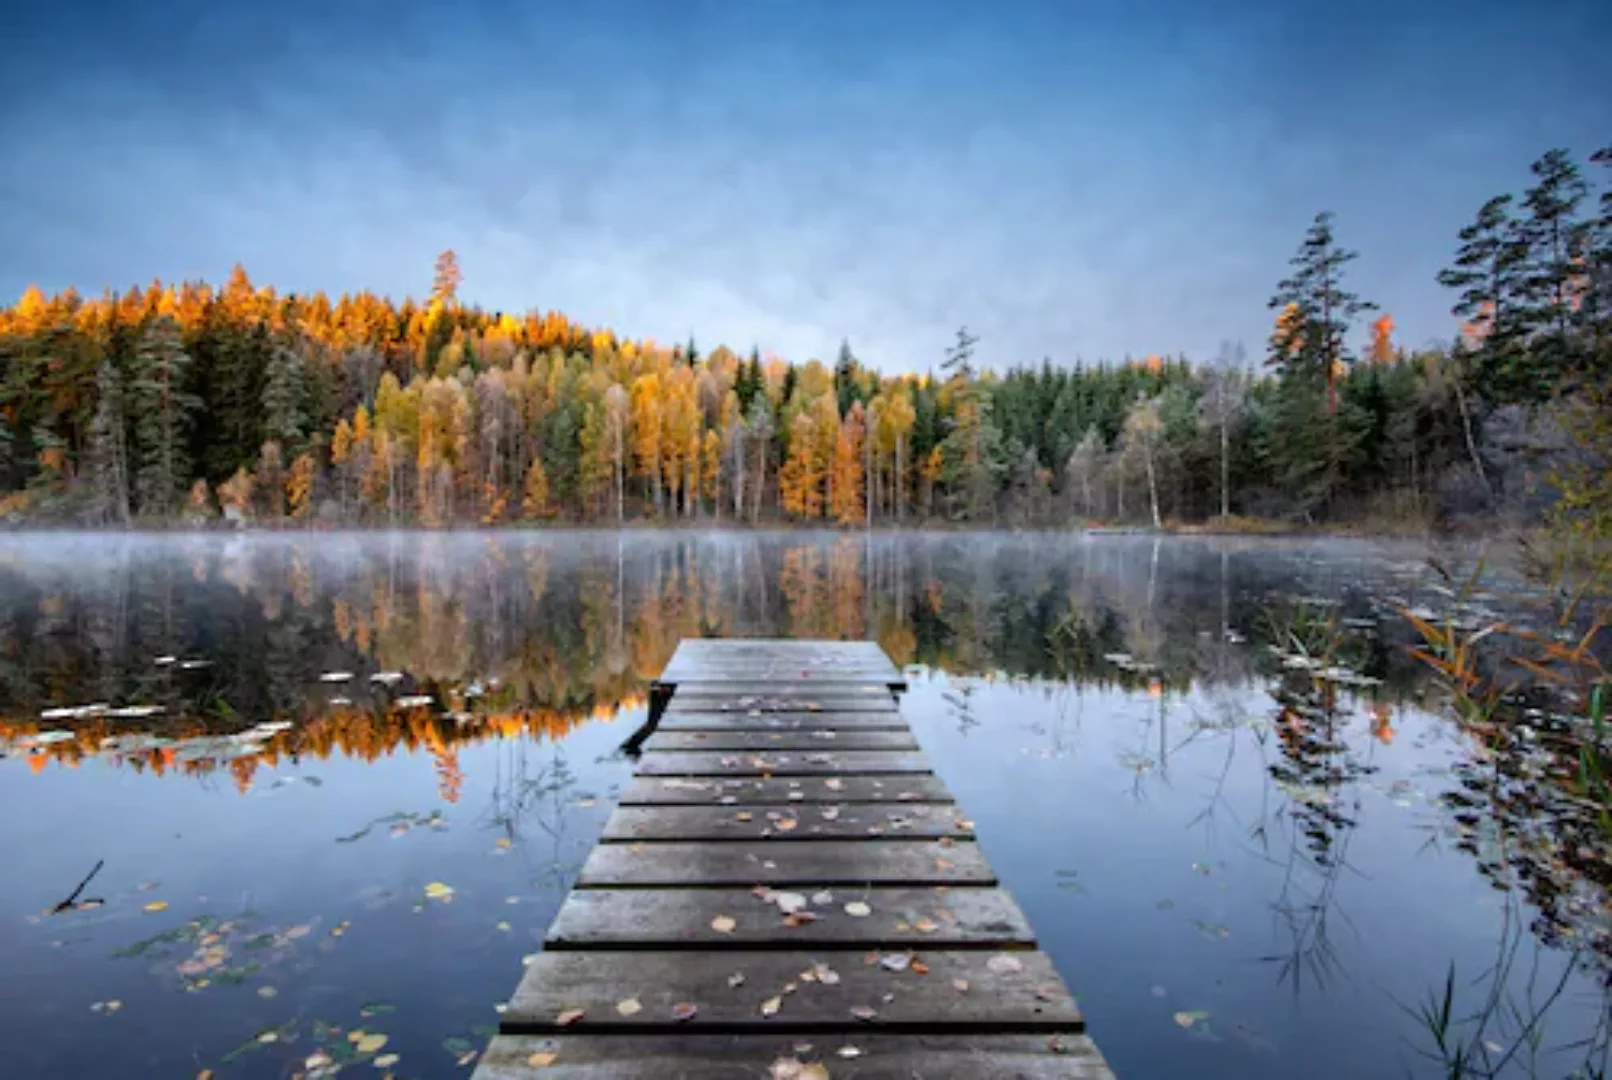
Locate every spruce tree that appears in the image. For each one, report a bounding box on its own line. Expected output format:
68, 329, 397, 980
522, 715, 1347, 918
85, 360, 130, 524
127, 316, 200, 517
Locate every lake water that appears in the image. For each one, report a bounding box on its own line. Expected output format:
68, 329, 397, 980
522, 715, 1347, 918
0, 531, 1607, 1079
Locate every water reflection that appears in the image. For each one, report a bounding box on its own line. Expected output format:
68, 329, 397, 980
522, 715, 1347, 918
0, 531, 1606, 1079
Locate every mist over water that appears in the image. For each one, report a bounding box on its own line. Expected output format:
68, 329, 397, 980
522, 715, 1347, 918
0, 530, 1605, 1079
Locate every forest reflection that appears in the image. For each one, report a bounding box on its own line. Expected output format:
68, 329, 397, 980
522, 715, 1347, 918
0, 532, 1606, 987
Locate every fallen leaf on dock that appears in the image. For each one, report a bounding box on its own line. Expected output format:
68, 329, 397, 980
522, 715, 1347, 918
843, 901, 871, 917
526, 1051, 558, 1066
952, 978, 969, 992
760, 995, 782, 1017
554, 1008, 585, 1026
850, 1005, 877, 1021
671, 1002, 698, 1022
711, 915, 737, 933
616, 998, 642, 1016
986, 954, 1024, 974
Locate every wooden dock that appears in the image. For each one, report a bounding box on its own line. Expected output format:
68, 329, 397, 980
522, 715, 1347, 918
476, 639, 1116, 1078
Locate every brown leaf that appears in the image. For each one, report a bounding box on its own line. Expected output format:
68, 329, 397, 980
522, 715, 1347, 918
914, 917, 938, 934
776, 817, 799, 832
554, 1008, 585, 1026
526, 1050, 558, 1066
910, 960, 930, 975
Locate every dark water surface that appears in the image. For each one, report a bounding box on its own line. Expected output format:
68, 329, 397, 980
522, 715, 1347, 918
0, 531, 1607, 1079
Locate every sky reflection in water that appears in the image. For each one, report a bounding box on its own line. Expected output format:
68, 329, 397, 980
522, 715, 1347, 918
0, 531, 1605, 1079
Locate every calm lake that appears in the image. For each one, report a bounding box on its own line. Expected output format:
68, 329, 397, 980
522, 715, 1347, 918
1, 531, 1607, 1079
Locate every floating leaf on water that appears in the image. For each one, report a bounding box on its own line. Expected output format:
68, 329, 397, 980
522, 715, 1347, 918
670, 1002, 698, 1022
356, 1033, 388, 1054
256, 985, 277, 999
495, 921, 511, 932
373, 1053, 400, 1068
554, 1008, 585, 1026
1190, 862, 1211, 876
424, 882, 455, 900
1174, 1009, 1210, 1030
359, 1002, 396, 1017
616, 998, 642, 1016
711, 915, 737, 934
144, 900, 169, 913
441, 1037, 475, 1054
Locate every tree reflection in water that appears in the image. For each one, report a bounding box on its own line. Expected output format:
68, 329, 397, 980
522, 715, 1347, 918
0, 531, 1607, 1075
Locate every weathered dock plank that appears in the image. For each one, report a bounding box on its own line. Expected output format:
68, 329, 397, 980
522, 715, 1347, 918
658, 639, 904, 688
656, 710, 910, 731
601, 803, 971, 842
479, 1032, 1112, 1079
545, 887, 1035, 950
640, 730, 920, 752
504, 949, 1081, 1033
577, 839, 995, 888
665, 693, 900, 714
618, 774, 956, 806
634, 750, 932, 776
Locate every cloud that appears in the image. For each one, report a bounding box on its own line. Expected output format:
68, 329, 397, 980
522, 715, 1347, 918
2, 0, 1609, 372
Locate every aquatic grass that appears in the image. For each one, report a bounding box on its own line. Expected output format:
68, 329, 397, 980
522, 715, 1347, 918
1398, 556, 1612, 1077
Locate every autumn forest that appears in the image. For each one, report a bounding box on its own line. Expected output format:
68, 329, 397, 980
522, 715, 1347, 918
2, 146, 1609, 535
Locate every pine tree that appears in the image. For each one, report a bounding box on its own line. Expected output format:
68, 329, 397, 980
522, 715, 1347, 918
1438, 195, 1534, 404
127, 316, 200, 517
1267, 213, 1374, 514
1518, 149, 1591, 377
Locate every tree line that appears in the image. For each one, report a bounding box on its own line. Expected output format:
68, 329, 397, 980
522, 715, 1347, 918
1, 145, 1607, 533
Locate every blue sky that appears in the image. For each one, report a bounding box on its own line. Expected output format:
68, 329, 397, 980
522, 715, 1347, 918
1, 0, 1607, 372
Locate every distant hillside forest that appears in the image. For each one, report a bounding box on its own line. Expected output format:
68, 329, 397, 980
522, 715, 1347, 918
2, 146, 1608, 534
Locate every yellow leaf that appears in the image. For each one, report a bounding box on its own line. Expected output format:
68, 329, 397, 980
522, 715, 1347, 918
373, 1053, 400, 1068
143, 900, 169, 913
527, 1051, 558, 1066
760, 995, 782, 1017
616, 998, 642, 1016
711, 915, 737, 934
356, 1033, 387, 1054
